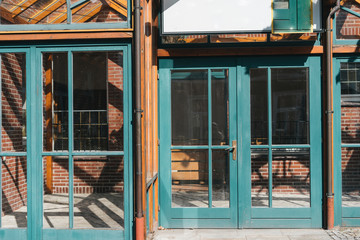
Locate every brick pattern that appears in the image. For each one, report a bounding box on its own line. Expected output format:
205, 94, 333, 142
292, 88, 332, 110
336, 2, 360, 39
1, 53, 27, 216
251, 154, 310, 195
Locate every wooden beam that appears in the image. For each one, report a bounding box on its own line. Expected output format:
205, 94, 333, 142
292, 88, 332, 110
49, 2, 90, 24
104, 0, 127, 17
333, 45, 360, 53
28, 0, 66, 24
9, 0, 39, 17
45, 54, 53, 194
157, 46, 324, 57
72, 2, 102, 23
0, 31, 132, 41
0, 6, 29, 24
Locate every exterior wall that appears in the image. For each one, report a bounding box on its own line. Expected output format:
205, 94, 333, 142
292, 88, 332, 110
1, 53, 27, 215
336, 1, 360, 39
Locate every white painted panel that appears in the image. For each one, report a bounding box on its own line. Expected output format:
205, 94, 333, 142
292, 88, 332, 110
162, 0, 321, 34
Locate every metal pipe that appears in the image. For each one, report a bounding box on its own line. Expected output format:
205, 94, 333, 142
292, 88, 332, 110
134, 0, 144, 239
326, 0, 340, 230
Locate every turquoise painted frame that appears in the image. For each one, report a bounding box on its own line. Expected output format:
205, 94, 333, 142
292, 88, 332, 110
159, 57, 238, 228
159, 55, 322, 229
0, 0, 132, 31
238, 56, 322, 228
333, 56, 360, 227
0, 43, 133, 240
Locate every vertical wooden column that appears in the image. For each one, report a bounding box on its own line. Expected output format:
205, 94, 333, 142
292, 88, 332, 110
44, 54, 53, 194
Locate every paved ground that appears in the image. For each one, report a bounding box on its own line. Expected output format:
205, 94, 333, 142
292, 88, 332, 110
152, 228, 360, 240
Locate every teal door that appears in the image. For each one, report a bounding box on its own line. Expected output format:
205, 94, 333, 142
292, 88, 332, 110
159, 58, 238, 228
0, 44, 132, 240
159, 56, 322, 229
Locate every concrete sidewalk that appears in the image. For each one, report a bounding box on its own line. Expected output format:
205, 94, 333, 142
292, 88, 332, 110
152, 228, 359, 240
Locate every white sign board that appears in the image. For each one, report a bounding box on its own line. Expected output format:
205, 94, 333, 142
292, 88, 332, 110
162, 0, 321, 34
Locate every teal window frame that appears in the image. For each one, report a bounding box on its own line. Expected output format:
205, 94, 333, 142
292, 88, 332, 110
0, 0, 132, 31
0, 42, 133, 240
333, 56, 360, 227
272, 0, 312, 33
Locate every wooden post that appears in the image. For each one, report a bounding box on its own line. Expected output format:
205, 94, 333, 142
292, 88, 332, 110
45, 54, 53, 194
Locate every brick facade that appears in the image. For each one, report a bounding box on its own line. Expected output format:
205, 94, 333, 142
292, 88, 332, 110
1, 53, 27, 216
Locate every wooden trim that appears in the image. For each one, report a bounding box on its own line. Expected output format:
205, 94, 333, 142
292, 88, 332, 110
157, 46, 324, 57
0, 31, 132, 41
45, 54, 53, 194
333, 45, 360, 54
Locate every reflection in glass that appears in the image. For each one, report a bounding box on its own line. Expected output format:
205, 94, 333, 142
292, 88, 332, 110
212, 150, 229, 208
272, 148, 310, 208
43, 53, 68, 152
2, 156, 27, 228
171, 70, 208, 145
73, 156, 124, 229
342, 148, 360, 207
212, 70, 229, 146
251, 149, 269, 207
271, 68, 309, 144
2, 53, 26, 152
171, 150, 208, 207
43, 156, 69, 229
73, 52, 124, 151
251, 68, 268, 145
273, 0, 289, 9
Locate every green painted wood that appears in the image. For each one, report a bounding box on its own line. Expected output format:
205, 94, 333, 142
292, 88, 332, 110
342, 218, 360, 227
249, 219, 312, 228
208, 69, 213, 208
68, 51, 74, 229
164, 219, 236, 228
343, 208, 360, 218
42, 229, 124, 240
171, 208, 232, 219
252, 208, 311, 219
267, 68, 273, 208
297, 0, 312, 31
333, 57, 342, 227
0, 229, 27, 239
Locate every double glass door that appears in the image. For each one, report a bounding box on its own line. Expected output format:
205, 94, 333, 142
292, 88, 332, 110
159, 56, 322, 228
0, 45, 131, 240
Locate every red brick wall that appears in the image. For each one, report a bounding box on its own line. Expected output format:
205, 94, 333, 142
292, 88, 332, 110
336, 1, 360, 39
341, 104, 360, 195
251, 153, 310, 195
1, 53, 27, 215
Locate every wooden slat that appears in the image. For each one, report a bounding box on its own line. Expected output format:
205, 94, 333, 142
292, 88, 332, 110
157, 46, 324, 57
72, 2, 102, 23
104, 0, 127, 17
28, 0, 66, 24
0, 6, 29, 24
45, 54, 53, 194
10, 0, 39, 17
0, 31, 132, 41
333, 45, 360, 53
49, 2, 90, 24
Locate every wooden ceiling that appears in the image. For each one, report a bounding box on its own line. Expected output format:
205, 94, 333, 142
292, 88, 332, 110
0, 0, 127, 24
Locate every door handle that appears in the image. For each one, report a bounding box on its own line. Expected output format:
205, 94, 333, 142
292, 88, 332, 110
226, 140, 237, 160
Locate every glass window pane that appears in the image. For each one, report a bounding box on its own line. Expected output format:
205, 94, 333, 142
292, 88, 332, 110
342, 147, 360, 207
273, 0, 289, 9
251, 149, 269, 207
271, 68, 309, 144
212, 150, 229, 208
251, 68, 268, 145
171, 70, 208, 146
73, 52, 124, 151
43, 156, 69, 228
172, 150, 208, 208
272, 148, 310, 208
211, 69, 229, 146
71, 0, 127, 24
0, 0, 68, 24
2, 53, 26, 152
43, 53, 69, 152
73, 156, 124, 229
2, 156, 27, 228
